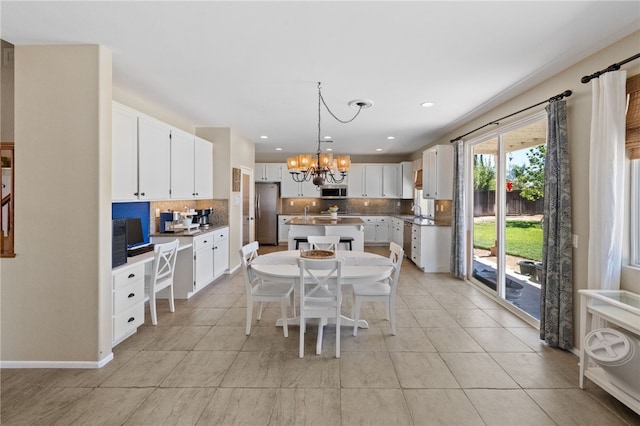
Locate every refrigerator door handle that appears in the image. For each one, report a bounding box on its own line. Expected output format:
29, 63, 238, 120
256, 194, 261, 219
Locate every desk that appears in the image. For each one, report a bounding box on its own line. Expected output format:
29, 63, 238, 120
111, 243, 192, 347
251, 250, 393, 329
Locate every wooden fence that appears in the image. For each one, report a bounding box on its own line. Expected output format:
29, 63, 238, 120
474, 190, 544, 217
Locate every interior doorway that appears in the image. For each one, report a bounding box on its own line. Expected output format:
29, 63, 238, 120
241, 168, 254, 246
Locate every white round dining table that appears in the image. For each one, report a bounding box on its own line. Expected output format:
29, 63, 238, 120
251, 250, 394, 329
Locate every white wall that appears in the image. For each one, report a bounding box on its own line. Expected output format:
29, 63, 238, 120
1, 45, 112, 364
418, 31, 640, 348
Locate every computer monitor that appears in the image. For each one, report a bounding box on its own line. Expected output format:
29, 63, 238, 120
126, 217, 144, 248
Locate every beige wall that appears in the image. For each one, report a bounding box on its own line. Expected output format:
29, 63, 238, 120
1, 45, 112, 364
418, 31, 640, 348
1, 40, 15, 141
197, 127, 254, 271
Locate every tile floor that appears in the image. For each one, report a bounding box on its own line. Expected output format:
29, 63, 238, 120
2, 246, 639, 425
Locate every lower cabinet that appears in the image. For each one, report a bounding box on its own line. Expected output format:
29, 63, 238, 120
112, 263, 145, 346
278, 215, 294, 243
390, 217, 404, 247
363, 216, 390, 244
213, 227, 229, 279
152, 226, 229, 299
194, 232, 215, 293
411, 224, 451, 272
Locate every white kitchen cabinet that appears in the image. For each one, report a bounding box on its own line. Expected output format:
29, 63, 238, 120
400, 161, 415, 199
278, 215, 294, 243
194, 232, 215, 293
112, 102, 213, 202
194, 136, 213, 199
112, 262, 145, 346
255, 163, 283, 182
138, 115, 172, 200
422, 145, 453, 199
281, 175, 318, 197
170, 128, 196, 199
349, 164, 383, 198
410, 224, 451, 272
362, 216, 390, 244
112, 103, 140, 201
213, 227, 229, 279
390, 217, 404, 246
382, 164, 401, 198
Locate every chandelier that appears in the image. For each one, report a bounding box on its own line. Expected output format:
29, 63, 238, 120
287, 82, 371, 187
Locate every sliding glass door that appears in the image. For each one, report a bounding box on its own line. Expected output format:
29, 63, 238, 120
467, 113, 547, 321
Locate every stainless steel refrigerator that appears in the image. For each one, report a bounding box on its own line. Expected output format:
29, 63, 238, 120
255, 183, 279, 245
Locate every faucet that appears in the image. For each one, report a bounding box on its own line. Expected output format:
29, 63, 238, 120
304, 205, 309, 217
414, 204, 423, 218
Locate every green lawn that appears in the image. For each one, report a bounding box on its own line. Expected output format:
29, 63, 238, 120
473, 220, 543, 261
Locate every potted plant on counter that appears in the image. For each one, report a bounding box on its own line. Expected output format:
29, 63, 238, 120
328, 205, 339, 219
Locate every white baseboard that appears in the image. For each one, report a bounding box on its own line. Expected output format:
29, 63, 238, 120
1, 352, 114, 369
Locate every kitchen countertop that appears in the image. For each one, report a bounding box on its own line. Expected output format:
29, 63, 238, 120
280, 213, 448, 226
151, 223, 228, 237
286, 217, 365, 226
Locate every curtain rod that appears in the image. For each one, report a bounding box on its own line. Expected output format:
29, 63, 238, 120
581, 52, 640, 84
450, 90, 572, 143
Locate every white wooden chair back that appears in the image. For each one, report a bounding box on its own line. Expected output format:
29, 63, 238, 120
307, 235, 340, 251
239, 241, 260, 293
297, 257, 343, 358
152, 239, 179, 290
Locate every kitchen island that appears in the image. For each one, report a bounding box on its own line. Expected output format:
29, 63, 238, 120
285, 216, 365, 251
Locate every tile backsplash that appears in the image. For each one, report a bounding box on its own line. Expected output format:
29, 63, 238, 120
150, 199, 229, 233
281, 198, 414, 216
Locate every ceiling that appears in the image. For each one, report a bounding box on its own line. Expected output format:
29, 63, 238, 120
2, 1, 639, 160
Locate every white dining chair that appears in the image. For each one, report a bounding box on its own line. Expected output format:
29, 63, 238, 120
145, 239, 179, 326
297, 257, 343, 358
240, 241, 295, 337
307, 235, 340, 251
351, 242, 404, 336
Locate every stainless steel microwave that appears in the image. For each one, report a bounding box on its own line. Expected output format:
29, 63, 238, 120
320, 185, 348, 198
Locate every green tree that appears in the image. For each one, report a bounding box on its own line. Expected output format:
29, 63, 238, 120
515, 145, 546, 201
474, 155, 496, 190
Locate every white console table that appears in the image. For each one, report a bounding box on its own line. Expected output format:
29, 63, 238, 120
578, 289, 640, 415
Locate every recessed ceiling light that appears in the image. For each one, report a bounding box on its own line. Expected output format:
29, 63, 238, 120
376, 148, 382, 152
387, 136, 395, 140
421, 102, 435, 108
275, 147, 282, 151
260, 135, 269, 139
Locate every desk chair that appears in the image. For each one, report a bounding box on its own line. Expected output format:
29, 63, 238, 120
240, 241, 295, 337
351, 242, 404, 336
298, 257, 343, 358
307, 235, 340, 251
146, 239, 179, 326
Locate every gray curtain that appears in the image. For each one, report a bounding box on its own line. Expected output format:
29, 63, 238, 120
540, 100, 573, 349
450, 140, 465, 278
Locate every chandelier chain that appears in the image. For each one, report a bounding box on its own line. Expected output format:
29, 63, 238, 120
318, 82, 363, 125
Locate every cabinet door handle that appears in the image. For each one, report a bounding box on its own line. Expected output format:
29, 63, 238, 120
128, 293, 135, 298
127, 317, 135, 323
128, 273, 135, 278
140, 192, 145, 196
203, 240, 208, 243
134, 192, 139, 196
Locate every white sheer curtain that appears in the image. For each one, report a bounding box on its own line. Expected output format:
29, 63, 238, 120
587, 71, 627, 296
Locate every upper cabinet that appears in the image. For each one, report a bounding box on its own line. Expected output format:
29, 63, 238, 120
348, 164, 400, 198
422, 145, 453, 199
137, 116, 172, 200
112, 104, 139, 201
400, 161, 414, 199
281, 174, 318, 197
170, 131, 213, 199
112, 102, 213, 201
170, 128, 196, 199
194, 137, 213, 199
255, 163, 283, 182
